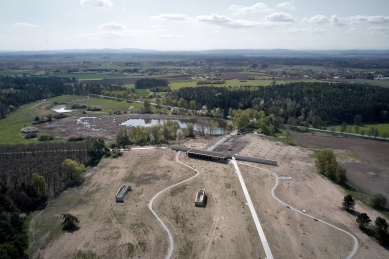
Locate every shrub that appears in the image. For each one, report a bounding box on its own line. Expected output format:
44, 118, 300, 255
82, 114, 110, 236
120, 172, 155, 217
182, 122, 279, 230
370, 193, 388, 209
68, 136, 84, 142
25, 132, 37, 139
38, 135, 55, 141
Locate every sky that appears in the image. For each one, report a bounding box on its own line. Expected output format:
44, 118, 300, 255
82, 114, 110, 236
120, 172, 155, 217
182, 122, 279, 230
0, 0, 388, 51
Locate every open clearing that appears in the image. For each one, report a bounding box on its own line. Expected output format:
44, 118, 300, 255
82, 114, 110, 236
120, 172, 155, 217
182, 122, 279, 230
291, 132, 389, 202
30, 133, 389, 258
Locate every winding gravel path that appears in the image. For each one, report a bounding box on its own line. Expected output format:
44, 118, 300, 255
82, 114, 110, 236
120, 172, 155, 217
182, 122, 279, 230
239, 162, 359, 259
148, 151, 200, 259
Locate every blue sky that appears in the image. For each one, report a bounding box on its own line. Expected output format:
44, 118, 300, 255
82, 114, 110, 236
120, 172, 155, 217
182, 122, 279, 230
1, 0, 388, 50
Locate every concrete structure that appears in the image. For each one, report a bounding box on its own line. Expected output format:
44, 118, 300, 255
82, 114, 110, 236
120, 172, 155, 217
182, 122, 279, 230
115, 185, 132, 202
195, 189, 206, 207
187, 148, 228, 163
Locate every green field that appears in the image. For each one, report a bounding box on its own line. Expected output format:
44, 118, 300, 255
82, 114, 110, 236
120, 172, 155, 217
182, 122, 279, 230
0, 95, 86, 144
0, 95, 149, 144
342, 79, 389, 88
169, 79, 332, 90
335, 123, 389, 136
290, 65, 327, 71
238, 72, 267, 75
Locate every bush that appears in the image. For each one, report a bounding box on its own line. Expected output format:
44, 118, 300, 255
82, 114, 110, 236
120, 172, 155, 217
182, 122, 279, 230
24, 132, 37, 139
87, 106, 102, 111
68, 136, 84, 142
71, 104, 87, 109
38, 135, 55, 141
53, 113, 67, 119
370, 193, 388, 209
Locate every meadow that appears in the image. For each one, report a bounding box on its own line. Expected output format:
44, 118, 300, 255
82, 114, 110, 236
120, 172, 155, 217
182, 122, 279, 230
335, 123, 389, 136
0, 95, 147, 144
169, 79, 331, 90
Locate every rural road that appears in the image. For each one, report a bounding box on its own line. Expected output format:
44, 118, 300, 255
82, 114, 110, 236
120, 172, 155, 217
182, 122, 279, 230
148, 151, 200, 259
231, 158, 274, 259
239, 162, 359, 259
206, 130, 237, 151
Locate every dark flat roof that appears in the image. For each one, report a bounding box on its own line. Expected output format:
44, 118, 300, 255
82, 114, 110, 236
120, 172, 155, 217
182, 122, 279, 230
187, 148, 227, 158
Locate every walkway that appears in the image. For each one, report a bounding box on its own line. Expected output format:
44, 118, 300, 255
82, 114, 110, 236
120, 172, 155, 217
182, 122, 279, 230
148, 151, 200, 259
239, 162, 359, 259
231, 158, 274, 259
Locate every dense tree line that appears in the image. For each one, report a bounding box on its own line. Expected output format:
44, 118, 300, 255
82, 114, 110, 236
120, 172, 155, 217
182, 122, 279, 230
0, 141, 92, 200
169, 82, 389, 125
0, 139, 110, 259
0, 77, 126, 119
135, 78, 169, 89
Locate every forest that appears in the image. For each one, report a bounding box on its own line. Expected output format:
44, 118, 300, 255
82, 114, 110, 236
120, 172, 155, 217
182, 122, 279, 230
135, 78, 169, 89
169, 82, 389, 126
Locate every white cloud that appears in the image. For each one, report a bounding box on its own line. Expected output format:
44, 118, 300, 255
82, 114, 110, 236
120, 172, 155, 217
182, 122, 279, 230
229, 3, 272, 15
80, 0, 113, 8
368, 26, 389, 35
150, 14, 191, 22
97, 22, 126, 30
161, 34, 183, 39
151, 25, 163, 29
288, 26, 326, 33
265, 12, 295, 22
277, 1, 295, 10
72, 29, 163, 40
350, 15, 389, 24
196, 14, 272, 28
304, 15, 331, 24
346, 28, 361, 34
12, 23, 38, 27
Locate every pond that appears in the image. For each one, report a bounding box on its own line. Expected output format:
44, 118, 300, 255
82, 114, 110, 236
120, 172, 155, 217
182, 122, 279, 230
51, 105, 73, 113
120, 118, 229, 135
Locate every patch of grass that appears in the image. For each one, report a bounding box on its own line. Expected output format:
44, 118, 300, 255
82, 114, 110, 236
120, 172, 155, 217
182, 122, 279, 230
290, 65, 327, 71
170, 184, 187, 197
178, 237, 194, 259
130, 222, 149, 235
127, 243, 135, 258
75, 250, 100, 259
137, 241, 147, 253
134, 89, 150, 97
224, 183, 231, 189
0, 95, 86, 144
336, 123, 389, 136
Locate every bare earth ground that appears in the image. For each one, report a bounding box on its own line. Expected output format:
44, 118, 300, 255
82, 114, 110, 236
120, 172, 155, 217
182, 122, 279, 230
236, 135, 388, 259
30, 134, 389, 259
291, 132, 389, 202
29, 149, 193, 259
154, 152, 266, 259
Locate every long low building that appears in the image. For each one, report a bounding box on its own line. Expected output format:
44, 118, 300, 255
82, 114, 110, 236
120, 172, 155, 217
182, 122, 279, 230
187, 148, 229, 163
116, 185, 132, 202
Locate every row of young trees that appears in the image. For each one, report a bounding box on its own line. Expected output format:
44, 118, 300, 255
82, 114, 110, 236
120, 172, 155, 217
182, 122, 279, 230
169, 82, 389, 125
0, 138, 109, 258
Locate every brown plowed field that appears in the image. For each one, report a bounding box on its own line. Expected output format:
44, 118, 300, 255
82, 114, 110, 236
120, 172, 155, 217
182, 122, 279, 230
291, 132, 389, 202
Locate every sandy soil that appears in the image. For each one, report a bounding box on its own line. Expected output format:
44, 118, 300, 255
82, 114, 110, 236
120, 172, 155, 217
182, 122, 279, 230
29, 149, 193, 259
236, 134, 389, 259
154, 152, 266, 259
291, 132, 389, 202
30, 133, 389, 259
